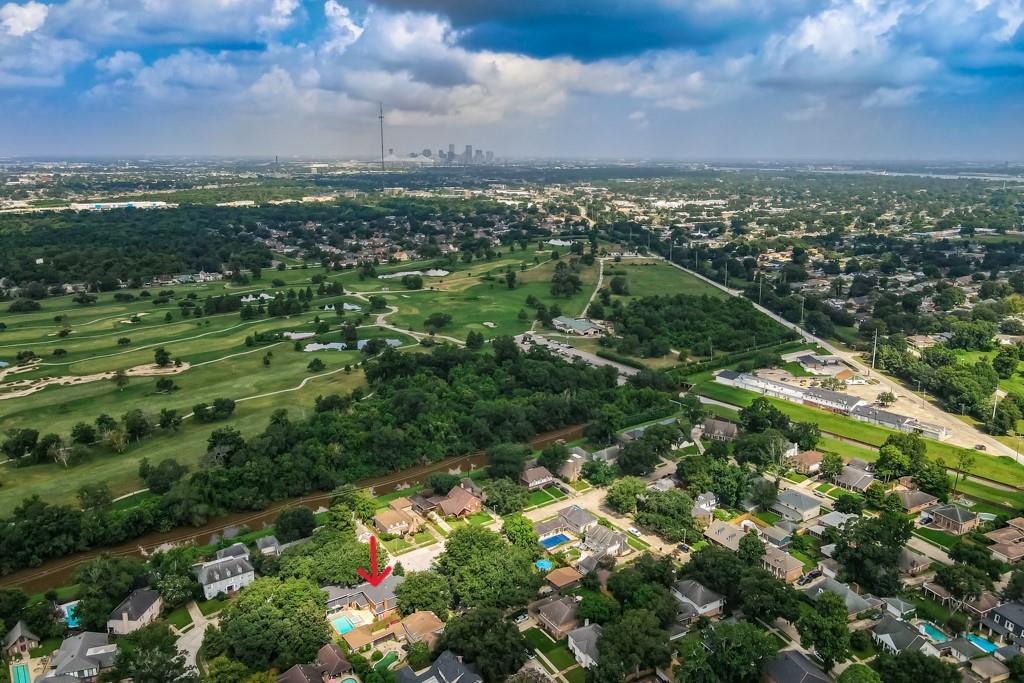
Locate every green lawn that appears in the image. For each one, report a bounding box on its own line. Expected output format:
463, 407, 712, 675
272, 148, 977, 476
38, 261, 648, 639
913, 528, 960, 550
790, 550, 818, 571
164, 606, 193, 630
466, 511, 493, 526
755, 511, 782, 525
783, 472, 808, 483
527, 489, 558, 507
603, 259, 727, 301
564, 667, 588, 683
29, 636, 62, 658
197, 597, 228, 616
524, 627, 576, 671
781, 361, 814, 378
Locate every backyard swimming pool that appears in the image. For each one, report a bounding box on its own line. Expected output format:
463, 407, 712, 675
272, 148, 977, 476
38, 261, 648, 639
966, 633, 998, 653
535, 559, 554, 571
12, 663, 30, 683
540, 534, 570, 550
921, 622, 949, 643
331, 616, 356, 635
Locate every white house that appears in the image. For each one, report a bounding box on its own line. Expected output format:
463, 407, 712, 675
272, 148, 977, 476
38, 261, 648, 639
195, 555, 255, 600
106, 589, 162, 636
568, 624, 602, 669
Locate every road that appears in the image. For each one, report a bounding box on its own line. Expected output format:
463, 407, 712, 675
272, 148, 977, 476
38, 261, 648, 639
664, 260, 1015, 458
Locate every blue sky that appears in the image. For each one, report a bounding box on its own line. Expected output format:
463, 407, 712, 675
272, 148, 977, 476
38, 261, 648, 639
0, 0, 1022, 160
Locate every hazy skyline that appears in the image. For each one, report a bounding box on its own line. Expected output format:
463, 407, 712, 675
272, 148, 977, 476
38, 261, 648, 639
1, 0, 1022, 160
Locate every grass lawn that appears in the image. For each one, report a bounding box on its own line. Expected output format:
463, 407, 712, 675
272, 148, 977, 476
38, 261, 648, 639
755, 511, 782, 525
603, 259, 727, 301
523, 627, 576, 670
570, 480, 591, 492
781, 361, 814, 377
850, 640, 876, 661
783, 472, 808, 483
527, 489, 557, 507
546, 486, 568, 500
790, 550, 818, 571
382, 537, 412, 553
953, 477, 1024, 512
466, 511, 493, 526
564, 667, 588, 683
164, 606, 194, 630
197, 597, 228, 616
914, 528, 960, 550
816, 483, 835, 494
29, 637, 62, 658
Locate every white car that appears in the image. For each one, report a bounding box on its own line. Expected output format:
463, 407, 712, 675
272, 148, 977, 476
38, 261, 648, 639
627, 526, 642, 537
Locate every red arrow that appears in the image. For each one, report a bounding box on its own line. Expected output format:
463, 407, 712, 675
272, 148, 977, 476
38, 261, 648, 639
357, 535, 392, 587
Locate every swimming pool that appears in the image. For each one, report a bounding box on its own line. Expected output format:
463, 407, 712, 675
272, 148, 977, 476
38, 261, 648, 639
921, 622, 949, 643
535, 559, 554, 571
64, 602, 80, 629
12, 663, 30, 683
332, 616, 355, 634
966, 633, 998, 653
540, 534, 570, 550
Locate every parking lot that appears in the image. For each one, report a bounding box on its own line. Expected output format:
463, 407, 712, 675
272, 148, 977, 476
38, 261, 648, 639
515, 333, 639, 384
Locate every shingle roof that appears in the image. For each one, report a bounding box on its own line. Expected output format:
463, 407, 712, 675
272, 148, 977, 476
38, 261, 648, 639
931, 504, 977, 524
872, 615, 932, 652
522, 466, 554, 485
108, 588, 160, 622
3, 621, 38, 649
895, 489, 938, 511
764, 650, 830, 683
195, 556, 254, 586
672, 579, 723, 608
775, 489, 820, 513
537, 596, 578, 628
396, 650, 482, 683
215, 542, 249, 560
49, 632, 117, 677
568, 624, 602, 665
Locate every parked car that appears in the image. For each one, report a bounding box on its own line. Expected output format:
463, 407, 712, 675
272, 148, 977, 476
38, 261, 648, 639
513, 612, 529, 624
678, 543, 691, 553
628, 527, 642, 537
975, 444, 987, 451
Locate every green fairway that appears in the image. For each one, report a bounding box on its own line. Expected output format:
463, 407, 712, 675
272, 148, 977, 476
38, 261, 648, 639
602, 258, 726, 300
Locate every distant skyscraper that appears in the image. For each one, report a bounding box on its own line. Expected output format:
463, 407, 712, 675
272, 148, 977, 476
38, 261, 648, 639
464, 145, 472, 162
438, 149, 445, 159
474, 149, 483, 161
448, 143, 455, 162
485, 151, 493, 162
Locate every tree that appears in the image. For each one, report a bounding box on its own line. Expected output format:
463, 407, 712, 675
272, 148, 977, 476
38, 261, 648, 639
435, 527, 540, 610
154, 346, 172, 367
834, 511, 912, 597
617, 439, 662, 475
103, 623, 198, 683
636, 489, 697, 543
466, 331, 484, 350
537, 443, 569, 474
482, 478, 528, 515
487, 443, 530, 480
395, 571, 453, 619
679, 393, 707, 425
738, 570, 800, 624
71, 422, 97, 445
593, 609, 672, 683
440, 608, 529, 683
158, 408, 182, 431
787, 421, 821, 451
874, 444, 909, 481
935, 563, 991, 605
428, 473, 460, 495
424, 312, 453, 330
821, 452, 844, 481
797, 592, 850, 671
994, 345, 1020, 379
951, 449, 976, 496
216, 577, 330, 670
749, 478, 778, 511
577, 592, 620, 625
582, 460, 616, 486
833, 493, 864, 515
139, 458, 187, 494
737, 530, 766, 566
113, 369, 129, 391
739, 397, 789, 433
275, 507, 316, 543
501, 515, 539, 553
407, 641, 431, 671
606, 477, 647, 514
504, 271, 517, 289
203, 656, 252, 683
74, 555, 148, 631
873, 651, 961, 683
877, 391, 897, 407
307, 358, 326, 372
697, 621, 778, 683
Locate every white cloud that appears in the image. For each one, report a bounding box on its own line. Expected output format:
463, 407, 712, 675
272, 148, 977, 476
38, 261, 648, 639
861, 84, 924, 107
0, 1, 47, 36
323, 0, 365, 54
96, 49, 141, 75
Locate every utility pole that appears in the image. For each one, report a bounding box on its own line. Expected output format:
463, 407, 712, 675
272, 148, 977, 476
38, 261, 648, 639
992, 395, 999, 422
871, 328, 878, 370
758, 274, 763, 304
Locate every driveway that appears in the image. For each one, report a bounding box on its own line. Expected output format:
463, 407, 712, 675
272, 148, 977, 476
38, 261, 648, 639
176, 601, 218, 672
393, 542, 446, 572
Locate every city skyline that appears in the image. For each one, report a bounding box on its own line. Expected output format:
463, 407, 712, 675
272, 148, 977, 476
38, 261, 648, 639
0, 0, 1022, 160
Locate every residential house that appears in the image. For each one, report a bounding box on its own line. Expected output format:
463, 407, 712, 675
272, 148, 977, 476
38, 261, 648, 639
536, 596, 579, 640
802, 578, 879, 618
702, 418, 737, 442
534, 505, 598, 537
834, 464, 876, 492
894, 488, 938, 514
317, 643, 352, 680
373, 499, 419, 537
257, 535, 282, 556
984, 601, 1024, 643
395, 611, 445, 651
323, 574, 405, 620
986, 518, 1024, 563
763, 650, 830, 683
671, 579, 725, 617
459, 478, 486, 500
559, 450, 586, 483
396, 650, 482, 683
704, 519, 745, 551
760, 524, 793, 549
871, 615, 941, 657
970, 656, 1011, 683
762, 546, 804, 584
928, 504, 980, 536
546, 567, 583, 592
278, 664, 328, 683
3, 621, 38, 658
582, 525, 629, 557
771, 489, 821, 523
882, 597, 916, 620
965, 592, 1001, 623
521, 466, 556, 491
791, 450, 823, 475
216, 542, 249, 560
437, 486, 482, 519
694, 492, 717, 522
568, 623, 602, 669
589, 445, 620, 463
41, 632, 118, 681
647, 477, 676, 493
195, 555, 255, 600
106, 588, 162, 636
